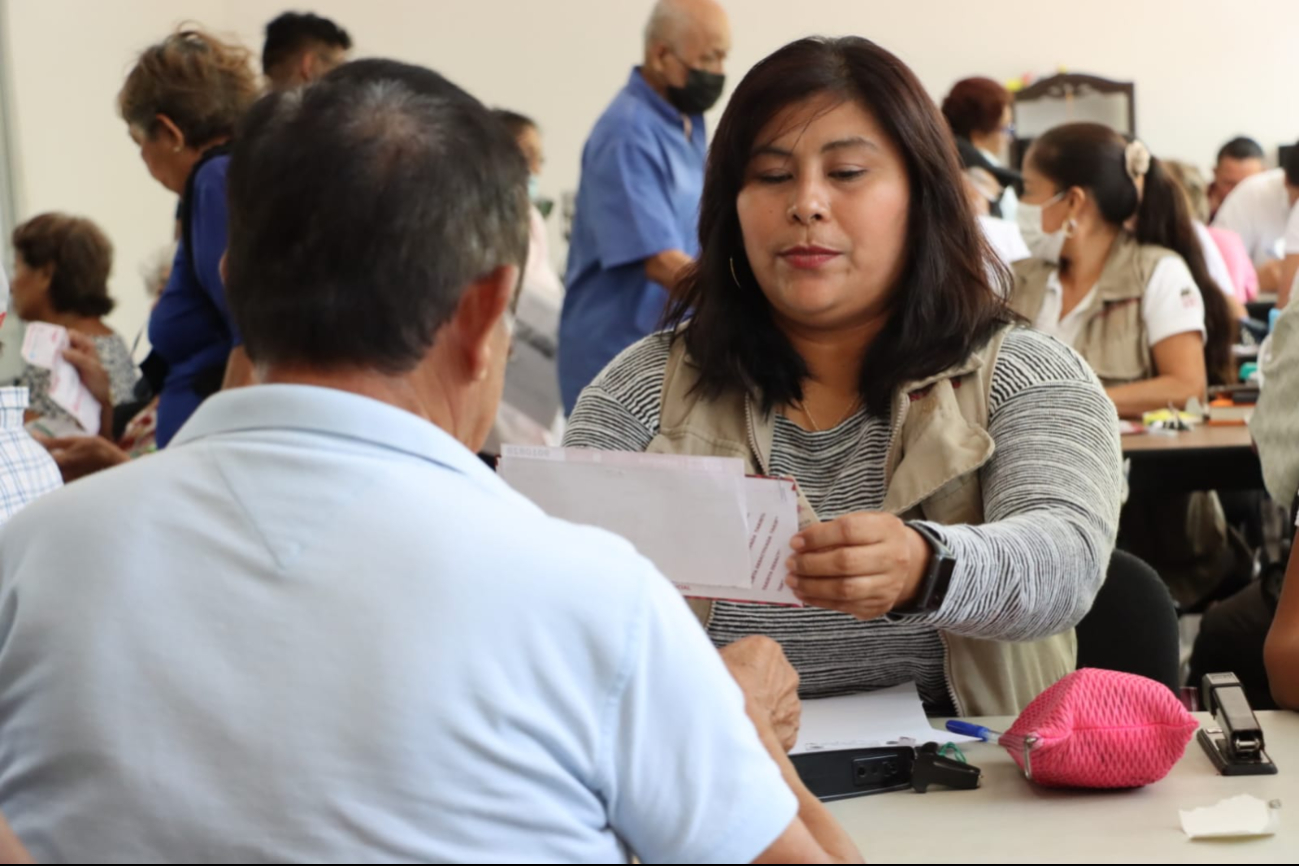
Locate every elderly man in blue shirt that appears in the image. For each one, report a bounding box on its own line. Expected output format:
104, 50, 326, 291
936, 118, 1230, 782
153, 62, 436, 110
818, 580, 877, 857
0, 59, 860, 864
558, 0, 731, 413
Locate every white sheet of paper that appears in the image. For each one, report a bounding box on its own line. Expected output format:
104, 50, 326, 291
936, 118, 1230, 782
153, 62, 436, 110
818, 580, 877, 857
19, 322, 101, 435
47, 357, 102, 435
499, 447, 806, 602
1180, 795, 1281, 839
500, 449, 754, 589
672, 475, 801, 605
21, 321, 69, 368
791, 682, 980, 755
503, 444, 745, 476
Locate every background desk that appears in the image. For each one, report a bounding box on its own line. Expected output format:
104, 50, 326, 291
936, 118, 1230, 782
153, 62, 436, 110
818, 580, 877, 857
1123, 427, 1263, 495
827, 711, 1295, 863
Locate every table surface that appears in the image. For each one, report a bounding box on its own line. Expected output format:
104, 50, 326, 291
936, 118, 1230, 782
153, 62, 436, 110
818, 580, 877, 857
1122, 425, 1254, 454
827, 711, 1296, 863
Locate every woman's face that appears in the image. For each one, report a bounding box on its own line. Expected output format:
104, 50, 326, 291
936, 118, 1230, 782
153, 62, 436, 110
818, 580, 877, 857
736, 96, 910, 332
1020, 150, 1070, 233
129, 121, 191, 195
10, 253, 51, 322
515, 125, 544, 177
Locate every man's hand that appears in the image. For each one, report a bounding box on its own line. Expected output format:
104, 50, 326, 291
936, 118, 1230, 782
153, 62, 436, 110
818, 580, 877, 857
720, 635, 801, 752
44, 436, 129, 483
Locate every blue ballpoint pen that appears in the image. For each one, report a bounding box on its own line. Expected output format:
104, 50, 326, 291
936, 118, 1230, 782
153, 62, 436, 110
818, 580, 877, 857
945, 720, 1038, 758
946, 720, 1001, 742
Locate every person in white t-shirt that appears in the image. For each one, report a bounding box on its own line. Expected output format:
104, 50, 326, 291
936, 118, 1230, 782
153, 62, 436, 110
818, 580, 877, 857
1212, 143, 1299, 294
1278, 181, 1299, 309
1011, 123, 1236, 419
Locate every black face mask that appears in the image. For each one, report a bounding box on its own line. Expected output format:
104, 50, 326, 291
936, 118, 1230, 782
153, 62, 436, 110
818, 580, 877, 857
667, 65, 725, 115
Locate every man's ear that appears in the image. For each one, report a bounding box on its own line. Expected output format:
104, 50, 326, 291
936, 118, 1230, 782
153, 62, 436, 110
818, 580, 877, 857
646, 40, 674, 77
450, 265, 519, 381
300, 50, 318, 83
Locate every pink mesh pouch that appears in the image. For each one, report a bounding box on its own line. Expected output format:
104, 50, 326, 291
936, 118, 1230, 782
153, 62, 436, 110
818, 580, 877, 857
1001, 668, 1198, 788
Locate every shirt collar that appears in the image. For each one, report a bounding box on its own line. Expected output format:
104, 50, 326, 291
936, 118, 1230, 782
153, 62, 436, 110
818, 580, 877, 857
627, 66, 696, 128
0, 387, 28, 430
171, 384, 501, 487
1044, 269, 1063, 296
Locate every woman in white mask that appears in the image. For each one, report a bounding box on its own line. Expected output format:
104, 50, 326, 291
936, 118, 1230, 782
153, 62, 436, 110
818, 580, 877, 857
1012, 124, 1245, 617
1009, 122, 1236, 419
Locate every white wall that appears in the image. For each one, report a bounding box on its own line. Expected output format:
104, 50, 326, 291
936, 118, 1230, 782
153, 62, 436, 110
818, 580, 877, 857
5, 0, 1299, 343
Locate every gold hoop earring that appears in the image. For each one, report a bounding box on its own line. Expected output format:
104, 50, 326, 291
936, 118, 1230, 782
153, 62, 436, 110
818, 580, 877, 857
729, 256, 743, 288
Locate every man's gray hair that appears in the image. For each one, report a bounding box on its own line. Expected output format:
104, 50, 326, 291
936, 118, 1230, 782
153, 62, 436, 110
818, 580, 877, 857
224, 59, 529, 372
643, 0, 690, 52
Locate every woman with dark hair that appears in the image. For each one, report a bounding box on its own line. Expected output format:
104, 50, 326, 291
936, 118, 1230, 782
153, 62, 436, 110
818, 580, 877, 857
1010, 123, 1237, 418
10, 213, 139, 431
565, 37, 1122, 716
118, 27, 259, 447
942, 76, 1020, 220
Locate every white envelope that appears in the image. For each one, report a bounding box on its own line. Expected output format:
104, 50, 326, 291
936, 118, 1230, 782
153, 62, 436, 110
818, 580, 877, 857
499, 446, 803, 603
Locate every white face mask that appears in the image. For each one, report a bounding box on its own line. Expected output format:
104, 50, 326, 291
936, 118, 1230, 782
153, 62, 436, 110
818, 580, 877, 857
1016, 192, 1069, 264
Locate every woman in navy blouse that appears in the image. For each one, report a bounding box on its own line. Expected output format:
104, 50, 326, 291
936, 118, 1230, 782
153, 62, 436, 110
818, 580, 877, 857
117, 28, 259, 447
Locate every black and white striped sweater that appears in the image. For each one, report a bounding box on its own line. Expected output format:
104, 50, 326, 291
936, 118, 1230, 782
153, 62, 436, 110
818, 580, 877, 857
564, 327, 1122, 713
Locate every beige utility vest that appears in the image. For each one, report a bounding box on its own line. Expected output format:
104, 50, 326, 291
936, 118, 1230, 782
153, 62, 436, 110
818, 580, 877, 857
1010, 232, 1178, 385
646, 325, 1075, 716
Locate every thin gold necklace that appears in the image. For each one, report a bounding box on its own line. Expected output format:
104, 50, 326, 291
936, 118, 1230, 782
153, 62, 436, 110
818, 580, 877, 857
799, 394, 862, 433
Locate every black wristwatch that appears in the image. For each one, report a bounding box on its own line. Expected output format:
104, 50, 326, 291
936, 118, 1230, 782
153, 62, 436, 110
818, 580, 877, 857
896, 522, 957, 613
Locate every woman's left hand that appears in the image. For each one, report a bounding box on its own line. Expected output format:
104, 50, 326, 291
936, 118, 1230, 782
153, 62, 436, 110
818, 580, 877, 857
786, 512, 932, 620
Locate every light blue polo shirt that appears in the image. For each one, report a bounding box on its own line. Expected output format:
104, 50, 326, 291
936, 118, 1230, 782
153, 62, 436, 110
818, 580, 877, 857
0, 384, 795, 863
559, 68, 707, 414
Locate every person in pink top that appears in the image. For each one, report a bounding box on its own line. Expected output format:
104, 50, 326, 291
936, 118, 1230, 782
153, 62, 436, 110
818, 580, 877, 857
1208, 223, 1260, 303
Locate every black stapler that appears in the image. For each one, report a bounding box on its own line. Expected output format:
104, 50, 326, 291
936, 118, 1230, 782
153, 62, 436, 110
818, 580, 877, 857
1197, 672, 1278, 776
910, 742, 982, 793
